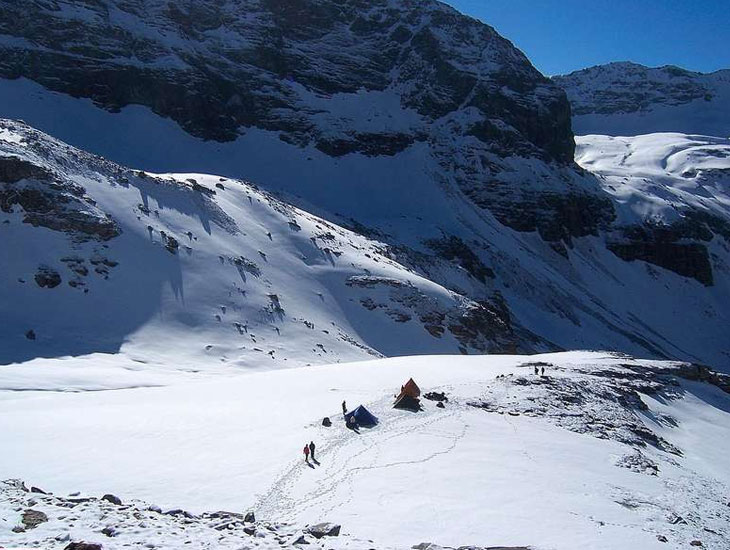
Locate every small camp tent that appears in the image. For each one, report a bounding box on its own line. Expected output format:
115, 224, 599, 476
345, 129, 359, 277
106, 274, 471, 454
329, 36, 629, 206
400, 378, 421, 398
394, 378, 422, 411
344, 405, 379, 427
393, 392, 421, 411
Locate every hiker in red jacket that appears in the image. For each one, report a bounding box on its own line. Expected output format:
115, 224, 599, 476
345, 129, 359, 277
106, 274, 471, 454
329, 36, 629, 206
303, 443, 310, 463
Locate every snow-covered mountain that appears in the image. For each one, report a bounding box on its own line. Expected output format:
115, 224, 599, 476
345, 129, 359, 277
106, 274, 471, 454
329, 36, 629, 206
1, 2, 730, 370
553, 62, 730, 137
3, 120, 729, 370
1, 118, 532, 369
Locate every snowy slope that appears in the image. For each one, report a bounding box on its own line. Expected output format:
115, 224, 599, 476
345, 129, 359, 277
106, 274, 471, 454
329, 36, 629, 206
554, 62, 730, 137
1, 352, 728, 549
2, 118, 730, 369
1, 119, 522, 369
577, 133, 730, 225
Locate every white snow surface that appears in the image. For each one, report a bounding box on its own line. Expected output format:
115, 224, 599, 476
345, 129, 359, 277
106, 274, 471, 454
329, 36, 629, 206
576, 132, 730, 225
1, 351, 729, 549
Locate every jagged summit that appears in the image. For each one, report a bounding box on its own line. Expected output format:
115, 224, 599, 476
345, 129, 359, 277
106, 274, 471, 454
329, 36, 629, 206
554, 62, 730, 136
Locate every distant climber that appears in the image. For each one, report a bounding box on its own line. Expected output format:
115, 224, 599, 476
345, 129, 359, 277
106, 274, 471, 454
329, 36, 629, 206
303, 444, 310, 463
309, 441, 316, 461
541, 366, 545, 376
342, 400, 347, 415
534, 365, 539, 375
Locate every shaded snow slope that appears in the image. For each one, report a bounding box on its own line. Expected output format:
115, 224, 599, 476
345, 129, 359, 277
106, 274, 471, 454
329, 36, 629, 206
554, 62, 730, 137
1, 352, 728, 549
2, 119, 730, 369
0, 119, 521, 368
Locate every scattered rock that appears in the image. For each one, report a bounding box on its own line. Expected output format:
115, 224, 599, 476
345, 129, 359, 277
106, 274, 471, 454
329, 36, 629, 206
35, 265, 61, 288
292, 534, 310, 545
322, 417, 332, 427
305, 522, 341, 538
244, 511, 255, 523
690, 541, 703, 547
656, 534, 668, 543
243, 526, 256, 536
101, 526, 118, 537
424, 391, 448, 402
30, 486, 47, 494
64, 543, 103, 550
21, 508, 48, 530
436, 401, 445, 409
102, 494, 122, 506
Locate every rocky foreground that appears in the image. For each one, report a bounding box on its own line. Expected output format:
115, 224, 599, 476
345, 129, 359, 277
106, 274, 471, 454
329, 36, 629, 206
0, 479, 532, 550
0, 479, 365, 550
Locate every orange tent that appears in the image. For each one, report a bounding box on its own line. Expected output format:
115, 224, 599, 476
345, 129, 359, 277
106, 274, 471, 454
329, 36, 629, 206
400, 378, 421, 398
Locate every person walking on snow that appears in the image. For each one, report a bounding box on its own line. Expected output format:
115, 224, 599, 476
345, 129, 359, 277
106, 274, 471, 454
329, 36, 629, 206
541, 366, 545, 376
303, 444, 310, 463
341, 400, 347, 415
309, 441, 316, 461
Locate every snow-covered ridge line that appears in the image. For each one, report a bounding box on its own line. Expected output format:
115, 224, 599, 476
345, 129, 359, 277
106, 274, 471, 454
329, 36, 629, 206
553, 62, 730, 137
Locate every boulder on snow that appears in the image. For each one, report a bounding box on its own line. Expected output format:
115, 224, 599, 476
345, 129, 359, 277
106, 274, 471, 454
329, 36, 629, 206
305, 522, 341, 538
322, 417, 332, 427
244, 511, 255, 523
22, 509, 48, 529
30, 486, 47, 494
101, 526, 118, 537
35, 265, 61, 288
101, 494, 122, 506
64, 544, 103, 550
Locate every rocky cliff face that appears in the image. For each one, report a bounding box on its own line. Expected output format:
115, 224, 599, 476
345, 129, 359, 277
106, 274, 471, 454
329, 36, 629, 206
1, 2, 729, 369
0, 0, 589, 237
554, 62, 730, 137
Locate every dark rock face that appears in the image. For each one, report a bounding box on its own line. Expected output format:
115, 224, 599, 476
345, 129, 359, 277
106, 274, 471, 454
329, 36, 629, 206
608, 242, 713, 287
0, 0, 582, 237
554, 62, 714, 117
553, 62, 730, 136
607, 216, 723, 286
425, 236, 494, 283
0, 0, 573, 157
0, 153, 121, 242
481, 190, 616, 244
34, 266, 62, 288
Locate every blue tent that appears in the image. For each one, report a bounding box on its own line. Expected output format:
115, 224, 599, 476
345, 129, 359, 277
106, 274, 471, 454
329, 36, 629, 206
345, 405, 379, 427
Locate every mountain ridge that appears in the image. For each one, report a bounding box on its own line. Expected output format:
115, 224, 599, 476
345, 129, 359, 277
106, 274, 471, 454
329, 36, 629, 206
554, 61, 730, 137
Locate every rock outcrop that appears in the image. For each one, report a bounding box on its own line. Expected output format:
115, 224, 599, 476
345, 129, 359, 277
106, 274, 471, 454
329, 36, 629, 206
0, 0, 586, 237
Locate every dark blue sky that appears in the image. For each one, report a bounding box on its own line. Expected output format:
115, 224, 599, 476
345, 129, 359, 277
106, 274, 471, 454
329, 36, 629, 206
445, 0, 730, 76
